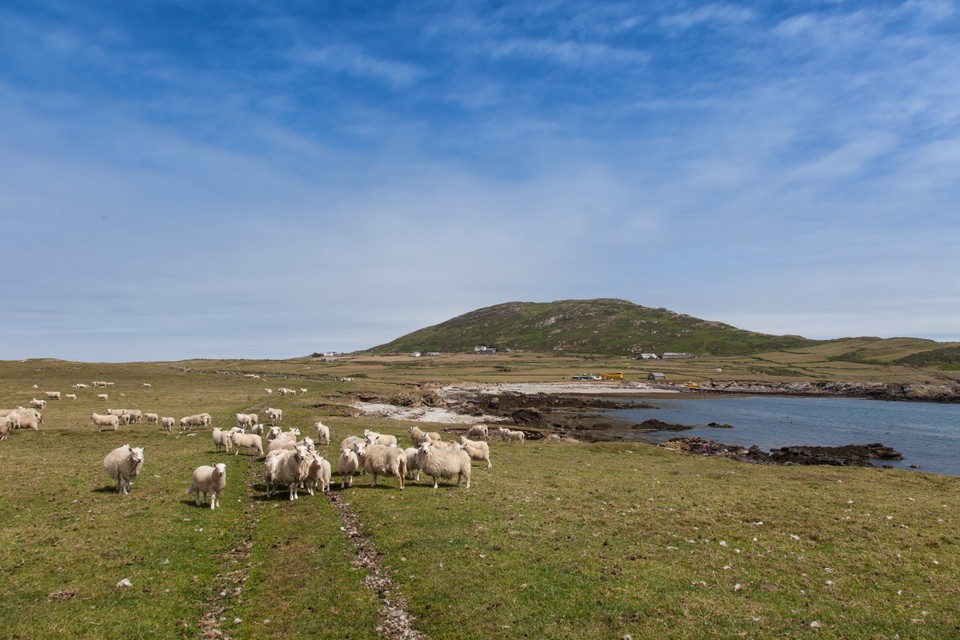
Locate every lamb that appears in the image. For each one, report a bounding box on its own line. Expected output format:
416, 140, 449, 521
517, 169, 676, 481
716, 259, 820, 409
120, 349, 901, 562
186, 463, 227, 509
144, 412, 159, 425
92, 412, 120, 432
304, 452, 331, 495
415, 441, 472, 489
408, 425, 441, 446
265, 445, 312, 500
314, 421, 330, 445
30, 399, 46, 410
364, 429, 398, 447
103, 445, 145, 494
299, 387, 308, 394
459, 436, 492, 468
404, 447, 423, 482
160, 416, 175, 431
65, 393, 77, 400
265, 407, 283, 423
235, 413, 258, 429
97, 393, 109, 401
466, 424, 489, 440
497, 427, 526, 444
354, 442, 406, 490
336, 447, 360, 488
44, 391, 61, 400
229, 431, 264, 457
213, 427, 242, 453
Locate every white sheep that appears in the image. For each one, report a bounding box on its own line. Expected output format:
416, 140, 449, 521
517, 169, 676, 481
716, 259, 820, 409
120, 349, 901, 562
235, 412, 258, 429
265, 407, 283, 423
459, 436, 492, 468
144, 412, 159, 425
92, 412, 119, 432
340, 435, 364, 451
404, 447, 423, 482
230, 431, 264, 456
354, 442, 406, 490
97, 393, 109, 401
44, 391, 61, 400
250, 423, 263, 435
299, 387, 308, 394
304, 452, 331, 495
408, 425, 441, 446
268, 435, 314, 454
142, 383, 152, 388
0, 415, 14, 440
314, 421, 330, 445
497, 427, 526, 444
201, 412, 212, 426
364, 429, 398, 447
466, 424, 489, 440
265, 388, 273, 395
187, 463, 227, 509
124, 409, 143, 424
265, 445, 312, 500
415, 441, 472, 489
160, 416, 175, 431
30, 398, 46, 410
336, 447, 360, 488
179, 414, 206, 431
74, 383, 89, 389
65, 393, 77, 400
103, 445, 145, 494
212, 427, 242, 453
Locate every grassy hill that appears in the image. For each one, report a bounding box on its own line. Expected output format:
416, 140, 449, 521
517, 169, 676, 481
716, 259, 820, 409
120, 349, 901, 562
367, 298, 818, 356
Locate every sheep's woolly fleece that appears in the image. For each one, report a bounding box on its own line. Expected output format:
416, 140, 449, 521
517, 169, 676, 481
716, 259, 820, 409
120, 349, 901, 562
350, 402, 504, 425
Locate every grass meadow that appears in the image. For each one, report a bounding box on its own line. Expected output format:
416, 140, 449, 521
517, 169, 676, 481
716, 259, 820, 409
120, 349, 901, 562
0, 358, 958, 639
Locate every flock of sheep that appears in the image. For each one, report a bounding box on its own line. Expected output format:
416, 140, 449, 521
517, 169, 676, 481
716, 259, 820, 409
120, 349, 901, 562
3, 379, 529, 512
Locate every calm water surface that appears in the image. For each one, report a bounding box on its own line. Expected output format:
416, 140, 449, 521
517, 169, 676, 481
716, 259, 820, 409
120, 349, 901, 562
609, 396, 960, 476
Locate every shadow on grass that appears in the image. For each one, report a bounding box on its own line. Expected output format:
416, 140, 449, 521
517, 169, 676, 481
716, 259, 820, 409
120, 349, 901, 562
91, 485, 121, 494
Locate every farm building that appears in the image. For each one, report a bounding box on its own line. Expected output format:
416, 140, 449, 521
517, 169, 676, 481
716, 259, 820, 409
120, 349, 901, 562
648, 372, 667, 381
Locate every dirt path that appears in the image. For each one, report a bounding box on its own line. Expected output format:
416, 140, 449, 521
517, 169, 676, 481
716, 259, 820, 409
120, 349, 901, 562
327, 492, 427, 640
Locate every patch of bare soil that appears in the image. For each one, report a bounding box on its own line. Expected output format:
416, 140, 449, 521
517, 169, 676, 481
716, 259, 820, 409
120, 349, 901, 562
327, 493, 427, 640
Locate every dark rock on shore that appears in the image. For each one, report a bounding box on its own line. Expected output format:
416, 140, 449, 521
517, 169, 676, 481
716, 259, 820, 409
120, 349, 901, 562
664, 436, 903, 468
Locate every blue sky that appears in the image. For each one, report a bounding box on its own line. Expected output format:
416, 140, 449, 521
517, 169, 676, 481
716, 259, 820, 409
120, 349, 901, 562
2, 1, 958, 361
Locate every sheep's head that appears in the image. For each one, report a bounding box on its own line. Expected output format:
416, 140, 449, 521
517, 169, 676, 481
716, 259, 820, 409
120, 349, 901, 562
294, 445, 309, 461
364, 432, 378, 444
290, 428, 301, 437
354, 442, 367, 457
268, 426, 282, 437
129, 447, 145, 464
303, 437, 315, 450
214, 463, 226, 478
417, 441, 432, 455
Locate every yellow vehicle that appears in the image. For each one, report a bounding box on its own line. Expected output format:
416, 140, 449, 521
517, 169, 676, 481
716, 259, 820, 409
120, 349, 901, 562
599, 372, 623, 380
683, 381, 701, 389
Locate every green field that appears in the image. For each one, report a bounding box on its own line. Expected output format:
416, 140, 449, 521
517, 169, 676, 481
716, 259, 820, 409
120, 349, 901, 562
1, 357, 958, 639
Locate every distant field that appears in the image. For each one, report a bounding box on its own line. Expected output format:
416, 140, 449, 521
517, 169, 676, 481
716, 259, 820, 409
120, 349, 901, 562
1, 357, 958, 639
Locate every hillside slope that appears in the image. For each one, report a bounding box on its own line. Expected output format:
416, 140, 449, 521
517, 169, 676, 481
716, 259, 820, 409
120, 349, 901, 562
366, 298, 817, 356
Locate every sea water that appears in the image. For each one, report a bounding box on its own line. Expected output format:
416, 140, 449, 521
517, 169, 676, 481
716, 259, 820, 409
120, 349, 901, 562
609, 396, 960, 476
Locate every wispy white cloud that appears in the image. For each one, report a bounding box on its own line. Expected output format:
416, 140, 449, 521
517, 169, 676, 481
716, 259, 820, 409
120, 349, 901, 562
490, 37, 649, 66
291, 44, 423, 87
659, 3, 754, 29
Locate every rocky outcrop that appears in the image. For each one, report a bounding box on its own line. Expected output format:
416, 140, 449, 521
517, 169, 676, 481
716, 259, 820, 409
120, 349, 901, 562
696, 381, 960, 403
663, 436, 903, 468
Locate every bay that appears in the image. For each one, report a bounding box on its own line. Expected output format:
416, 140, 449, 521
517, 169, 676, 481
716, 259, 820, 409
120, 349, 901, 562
609, 395, 960, 476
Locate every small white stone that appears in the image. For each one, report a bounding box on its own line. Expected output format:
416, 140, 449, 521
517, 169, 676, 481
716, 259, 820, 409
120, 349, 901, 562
115, 578, 132, 589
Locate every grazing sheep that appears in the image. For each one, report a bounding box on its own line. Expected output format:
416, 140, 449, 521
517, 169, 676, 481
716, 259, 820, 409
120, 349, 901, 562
142, 383, 152, 388
124, 409, 143, 424
213, 427, 242, 453
92, 412, 120, 432
354, 442, 406, 490
265, 445, 312, 500
364, 429, 398, 447
250, 423, 263, 435
144, 412, 159, 425
30, 399, 46, 410
179, 414, 206, 431
300, 387, 308, 394
230, 431, 264, 457
314, 421, 330, 445
336, 447, 360, 488
186, 463, 227, 509
459, 436, 492, 468
408, 425, 441, 446
74, 383, 89, 389
268, 435, 314, 454
278, 387, 297, 396
65, 393, 77, 400
200, 413, 212, 426
404, 447, 423, 482
235, 413, 258, 429
44, 391, 61, 400
265, 407, 283, 423
92, 381, 107, 388
497, 427, 526, 444
160, 416, 175, 431
304, 452, 331, 495
0, 415, 14, 440
97, 393, 109, 401
103, 445, 145, 495
265, 388, 273, 394
415, 441, 472, 489
340, 435, 363, 451
466, 424, 489, 440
